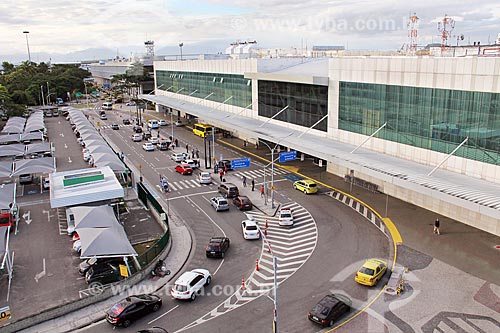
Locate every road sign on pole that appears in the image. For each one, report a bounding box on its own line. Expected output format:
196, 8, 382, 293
231, 158, 251, 169
279, 151, 297, 163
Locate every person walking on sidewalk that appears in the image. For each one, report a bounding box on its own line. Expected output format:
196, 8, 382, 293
219, 170, 224, 182
433, 218, 440, 235
251, 179, 255, 191
260, 185, 264, 197
186, 143, 189, 153
242, 175, 247, 187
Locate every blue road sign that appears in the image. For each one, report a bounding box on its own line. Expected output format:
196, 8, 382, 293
279, 151, 297, 163
231, 158, 251, 169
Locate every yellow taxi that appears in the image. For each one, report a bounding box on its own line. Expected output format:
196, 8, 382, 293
293, 179, 318, 194
355, 259, 387, 286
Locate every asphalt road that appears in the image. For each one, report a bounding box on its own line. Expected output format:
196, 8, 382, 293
76, 107, 390, 332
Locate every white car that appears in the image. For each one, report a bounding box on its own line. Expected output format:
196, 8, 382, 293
170, 269, 212, 301
175, 120, 184, 127
73, 239, 82, 254
278, 207, 294, 227
149, 136, 159, 145
159, 119, 168, 126
199, 171, 212, 184
126, 101, 136, 106
182, 159, 197, 169
241, 220, 260, 240
171, 152, 188, 162
147, 119, 159, 129
142, 142, 155, 151
43, 178, 50, 190
83, 150, 92, 162
132, 133, 142, 142
210, 196, 229, 212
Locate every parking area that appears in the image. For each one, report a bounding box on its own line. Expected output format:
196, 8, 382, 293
0, 113, 163, 323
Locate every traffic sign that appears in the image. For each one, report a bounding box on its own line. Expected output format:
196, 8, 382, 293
119, 264, 129, 278
0, 306, 11, 323
231, 158, 251, 169
75, 92, 83, 98
279, 150, 297, 163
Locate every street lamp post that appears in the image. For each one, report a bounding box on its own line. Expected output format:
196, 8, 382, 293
23, 31, 31, 62
179, 43, 184, 60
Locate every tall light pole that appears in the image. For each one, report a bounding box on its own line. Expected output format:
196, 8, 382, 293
23, 31, 31, 62
179, 43, 184, 60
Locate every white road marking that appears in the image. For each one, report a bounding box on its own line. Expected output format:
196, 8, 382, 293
34, 258, 46, 283
64, 144, 67, 149
148, 305, 180, 324
68, 157, 72, 163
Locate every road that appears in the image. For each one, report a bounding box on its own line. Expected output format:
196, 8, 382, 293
77, 107, 390, 332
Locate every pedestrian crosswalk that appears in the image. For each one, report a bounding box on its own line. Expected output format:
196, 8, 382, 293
164, 167, 290, 192
179, 202, 317, 331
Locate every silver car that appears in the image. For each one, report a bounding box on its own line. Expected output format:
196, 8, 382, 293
199, 171, 212, 184
210, 197, 229, 212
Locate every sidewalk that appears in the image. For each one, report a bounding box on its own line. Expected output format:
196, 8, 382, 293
218, 136, 500, 286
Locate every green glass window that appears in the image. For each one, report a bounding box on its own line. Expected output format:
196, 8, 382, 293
339, 81, 500, 165
258, 81, 328, 131
155, 70, 252, 108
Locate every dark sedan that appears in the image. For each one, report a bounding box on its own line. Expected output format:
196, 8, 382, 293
111, 124, 119, 130
308, 294, 351, 327
206, 236, 230, 258
106, 294, 162, 327
232, 196, 253, 211
123, 118, 131, 125
175, 164, 193, 175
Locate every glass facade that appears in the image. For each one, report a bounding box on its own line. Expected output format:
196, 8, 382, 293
258, 80, 328, 132
155, 70, 252, 108
339, 82, 500, 165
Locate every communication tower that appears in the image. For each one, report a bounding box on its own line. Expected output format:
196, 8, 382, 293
437, 14, 455, 48
407, 12, 419, 55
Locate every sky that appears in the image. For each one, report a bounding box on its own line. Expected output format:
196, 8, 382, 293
1, 0, 500, 61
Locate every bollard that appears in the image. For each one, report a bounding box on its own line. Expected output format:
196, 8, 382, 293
264, 227, 267, 236
241, 277, 246, 290
267, 244, 271, 253
255, 260, 260, 271
265, 220, 269, 229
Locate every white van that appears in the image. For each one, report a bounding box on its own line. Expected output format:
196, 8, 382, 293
102, 102, 113, 110
148, 119, 159, 129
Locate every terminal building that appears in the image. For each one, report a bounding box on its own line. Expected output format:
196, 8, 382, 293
143, 56, 500, 237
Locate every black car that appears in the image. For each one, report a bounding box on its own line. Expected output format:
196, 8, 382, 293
123, 119, 131, 125
206, 236, 230, 258
79, 257, 123, 276
85, 262, 124, 286
133, 126, 143, 133
308, 294, 351, 327
106, 294, 162, 327
137, 328, 168, 333
111, 124, 119, 130
217, 159, 232, 171
232, 196, 253, 211
142, 131, 152, 140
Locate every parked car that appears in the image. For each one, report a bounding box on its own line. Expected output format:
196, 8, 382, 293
293, 179, 318, 194
111, 124, 119, 130
278, 207, 294, 227
174, 120, 184, 127
210, 196, 229, 212
171, 152, 188, 162
175, 164, 193, 175
83, 150, 92, 162
79, 257, 123, 276
85, 262, 124, 286
308, 294, 351, 327
142, 142, 155, 151
19, 174, 33, 185
105, 294, 162, 328
170, 269, 211, 301
199, 171, 212, 184
206, 237, 230, 258
232, 196, 253, 211
355, 259, 388, 286
73, 239, 82, 254
159, 119, 167, 126
132, 133, 142, 142
123, 119, 131, 125
241, 219, 260, 240
218, 183, 239, 198
43, 178, 50, 190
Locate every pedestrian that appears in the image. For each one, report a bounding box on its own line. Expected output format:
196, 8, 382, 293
260, 185, 264, 197
192, 149, 195, 159
196, 149, 200, 159
433, 218, 441, 235
251, 179, 255, 191
214, 164, 219, 173
120, 152, 124, 161
242, 175, 247, 187
175, 138, 178, 147
186, 144, 189, 153
219, 170, 224, 182
224, 166, 228, 175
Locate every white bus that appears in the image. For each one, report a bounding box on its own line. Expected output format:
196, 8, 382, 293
102, 102, 113, 110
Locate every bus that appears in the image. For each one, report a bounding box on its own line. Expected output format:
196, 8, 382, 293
193, 123, 213, 138
102, 101, 113, 110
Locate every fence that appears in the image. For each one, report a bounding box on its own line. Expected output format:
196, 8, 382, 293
344, 175, 379, 193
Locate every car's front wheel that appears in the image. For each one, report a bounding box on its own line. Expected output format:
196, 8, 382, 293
191, 292, 196, 301
328, 319, 334, 327
122, 319, 131, 328
205, 276, 212, 286
152, 303, 161, 312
